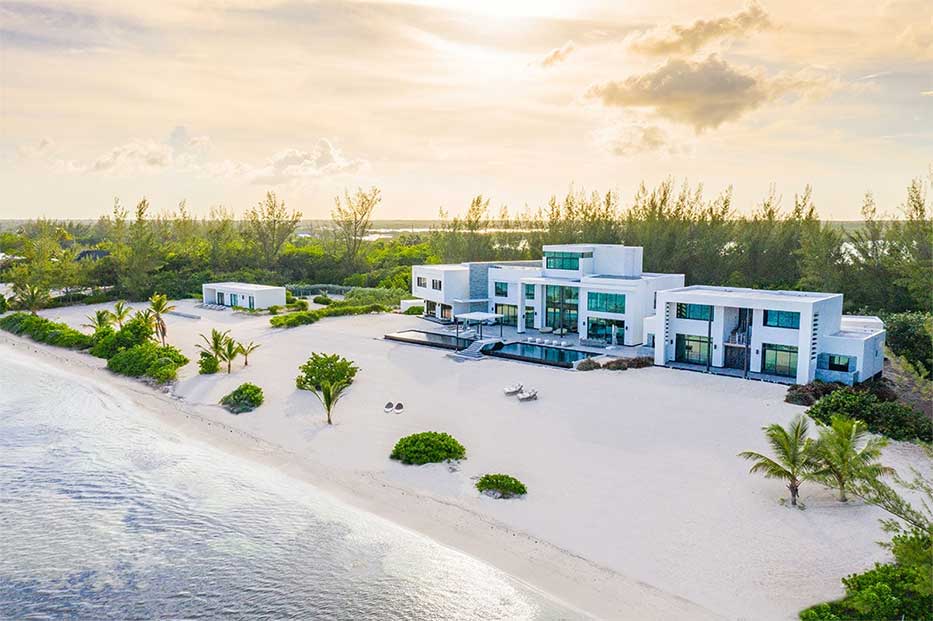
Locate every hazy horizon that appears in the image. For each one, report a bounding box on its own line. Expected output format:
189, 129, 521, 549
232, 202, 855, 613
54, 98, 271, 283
2, 1, 931, 220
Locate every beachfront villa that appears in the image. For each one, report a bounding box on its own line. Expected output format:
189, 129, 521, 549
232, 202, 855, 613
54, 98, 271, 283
643, 286, 886, 385
201, 282, 286, 310
411, 244, 684, 346
409, 245, 886, 385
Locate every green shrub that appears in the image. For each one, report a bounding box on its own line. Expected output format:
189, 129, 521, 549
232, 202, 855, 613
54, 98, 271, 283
107, 342, 188, 382
402, 305, 424, 315
89, 315, 153, 359
475, 474, 527, 498
198, 351, 220, 374
0, 312, 93, 350
270, 303, 389, 328
0, 295, 6, 313
602, 358, 628, 371
220, 382, 264, 413
786, 381, 843, 406
807, 388, 931, 441
296, 353, 358, 391
575, 358, 601, 371
268, 305, 281, 315
884, 311, 932, 377
390, 432, 466, 465
344, 287, 412, 308
626, 356, 654, 368
290, 299, 309, 311
313, 295, 333, 305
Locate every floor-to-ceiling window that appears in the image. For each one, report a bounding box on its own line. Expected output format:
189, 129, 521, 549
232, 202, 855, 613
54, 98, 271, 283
761, 344, 798, 377
587, 317, 625, 344
545, 285, 578, 332
494, 304, 518, 326
524, 307, 534, 329
675, 334, 710, 365
425, 300, 437, 316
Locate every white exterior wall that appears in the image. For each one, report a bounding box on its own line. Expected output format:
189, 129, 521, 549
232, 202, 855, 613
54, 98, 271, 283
202, 284, 285, 309
487, 266, 541, 328
411, 265, 471, 319
592, 246, 643, 276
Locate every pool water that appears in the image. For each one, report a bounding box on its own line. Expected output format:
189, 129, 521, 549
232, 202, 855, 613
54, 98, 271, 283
385, 330, 474, 350
488, 342, 594, 368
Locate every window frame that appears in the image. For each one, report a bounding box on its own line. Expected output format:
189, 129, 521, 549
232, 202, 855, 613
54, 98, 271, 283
676, 303, 714, 321
587, 291, 626, 314
494, 281, 509, 297
431, 279, 442, 291
763, 310, 801, 329
416, 276, 427, 288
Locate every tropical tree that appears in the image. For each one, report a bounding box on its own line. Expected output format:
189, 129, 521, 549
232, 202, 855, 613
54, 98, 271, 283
218, 336, 240, 373
739, 415, 817, 507
197, 328, 231, 359
309, 379, 350, 425
12, 283, 51, 315
237, 340, 261, 366
134, 308, 157, 334
112, 300, 131, 328
812, 415, 894, 502
148, 293, 175, 346
83, 309, 114, 331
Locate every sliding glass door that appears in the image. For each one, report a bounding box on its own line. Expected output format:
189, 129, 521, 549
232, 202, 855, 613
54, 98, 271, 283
761, 344, 798, 377
545, 285, 578, 333
675, 334, 710, 366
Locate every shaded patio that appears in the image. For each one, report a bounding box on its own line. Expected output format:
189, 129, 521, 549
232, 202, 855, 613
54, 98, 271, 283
665, 361, 796, 385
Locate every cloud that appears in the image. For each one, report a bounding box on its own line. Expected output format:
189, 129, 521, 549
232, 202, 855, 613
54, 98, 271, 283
602, 124, 671, 157
243, 140, 368, 185
539, 40, 575, 67
586, 55, 832, 131
90, 140, 173, 172
922, 90, 933, 96
627, 2, 771, 56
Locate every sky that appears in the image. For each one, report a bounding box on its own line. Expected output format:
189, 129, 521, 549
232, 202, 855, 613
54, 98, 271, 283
1, 0, 931, 220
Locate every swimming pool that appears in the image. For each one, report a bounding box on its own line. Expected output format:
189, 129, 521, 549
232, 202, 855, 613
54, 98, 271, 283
487, 342, 594, 368
384, 330, 475, 350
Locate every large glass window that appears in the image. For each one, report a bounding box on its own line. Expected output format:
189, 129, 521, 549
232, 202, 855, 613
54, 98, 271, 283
525, 307, 534, 329
763, 310, 800, 329
825, 354, 851, 372
494, 282, 508, 297
676, 303, 713, 321
675, 334, 710, 365
544, 251, 591, 270
587, 317, 625, 344
762, 344, 798, 377
587, 292, 626, 314
416, 276, 427, 288
494, 304, 518, 326
545, 285, 579, 332
524, 284, 535, 300
431, 279, 442, 291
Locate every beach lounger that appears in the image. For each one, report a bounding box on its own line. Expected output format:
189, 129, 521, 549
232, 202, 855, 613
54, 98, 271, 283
394, 402, 404, 414
517, 388, 538, 401
503, 383, 523, 395
384, 402, 394, 413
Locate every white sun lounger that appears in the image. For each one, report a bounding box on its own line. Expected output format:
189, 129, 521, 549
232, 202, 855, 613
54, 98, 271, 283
504, 383, 523, 395
517, 388, 538, 401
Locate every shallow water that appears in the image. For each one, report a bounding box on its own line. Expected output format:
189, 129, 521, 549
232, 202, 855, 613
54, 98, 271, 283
0, 350, 579, 620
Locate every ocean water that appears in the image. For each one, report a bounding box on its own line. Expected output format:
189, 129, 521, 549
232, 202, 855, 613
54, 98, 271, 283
0, 350, 580, 620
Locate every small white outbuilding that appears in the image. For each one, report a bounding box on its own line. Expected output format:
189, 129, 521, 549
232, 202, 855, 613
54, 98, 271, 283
201, 282, 286, 310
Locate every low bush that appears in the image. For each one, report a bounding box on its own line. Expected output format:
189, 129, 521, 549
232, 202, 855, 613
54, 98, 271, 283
0, 312, 93, 349
89, 315, 153, 359
268, 305, 281, 315
575, 358, 601, 371
343, 287, 412, 308
270, 303, 389, 328
402, 305, 424, 315
626, 356, 654, 368
0, 295, 6, 313
312, 295, 333, 305
198, 351, 220, 374
602, 358, 629, 371
884, 311, 932, 377
807, 388, 931, 442
475, 474, 527, 498
296, 352, 358, 391
290, 299, 309, 311
786, 381, 843, 406
220, 382, 264, 413
285, 290, 296, 304
390, 432, 466, 465
107, 342, 188, 382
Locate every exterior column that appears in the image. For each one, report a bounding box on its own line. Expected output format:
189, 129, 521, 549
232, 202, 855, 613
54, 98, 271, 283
517, 283, 526, 334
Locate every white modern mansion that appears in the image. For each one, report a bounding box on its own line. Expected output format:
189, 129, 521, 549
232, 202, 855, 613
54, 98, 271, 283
201, 282, 286, 310
410, 244, 886, 385
412, 244, 684, 346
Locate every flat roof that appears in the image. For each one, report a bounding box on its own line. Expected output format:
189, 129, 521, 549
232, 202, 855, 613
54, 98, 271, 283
413, 263, 468, 271
204, 282, 285, 291
661, 285, 839, 304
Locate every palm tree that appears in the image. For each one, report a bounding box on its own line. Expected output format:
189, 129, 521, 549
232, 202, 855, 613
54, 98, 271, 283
237, 341, 261, 366
309, 379, 350, 425
812, 415, 894, 502
148, 293, 175, 346
12, 283, 51, 315
83, 309, 114, 331
197, 329, 230, 360
135, 309, 157, 334
112, 300, 131, 328
739, 415, 817, 507
218, 337, 240, 373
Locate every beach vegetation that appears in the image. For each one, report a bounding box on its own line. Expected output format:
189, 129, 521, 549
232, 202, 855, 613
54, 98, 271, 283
296, 353, 358, 391
390, 432, 466, 465
313, 294, 333, 305
237, 340, 261, 366
811, 415, 894, 502
11, 283, 51, 315
198, 351, 220, 374
739, 415, 817, 507
308, 378, 350, 425
148, 293, 175, 346
0, 294, 7, 313
218, 337, 240, 373
807, 388, 931, 442
575, 358, 601, 371
89, 314, 153, 359
83, 309, 114, 332
476, 474, 527, 498
106, 342, 188, 382
883, 312, 932, 378
220, 383, 264, 413
0, 312, 93, 349
270, 303, 389, 328
111, 300, 131, 328
402, 305, 424, 315
197, 328, 230, 360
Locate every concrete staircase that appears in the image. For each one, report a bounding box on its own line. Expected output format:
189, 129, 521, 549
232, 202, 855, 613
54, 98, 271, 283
447, 339, 500, 361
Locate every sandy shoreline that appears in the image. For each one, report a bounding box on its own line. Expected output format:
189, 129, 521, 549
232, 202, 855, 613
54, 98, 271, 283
0, 331, 717, 621
4, 300, 928, 620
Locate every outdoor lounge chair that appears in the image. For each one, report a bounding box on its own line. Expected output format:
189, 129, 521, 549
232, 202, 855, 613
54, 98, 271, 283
394, 402, 404, 414
517, 388, 538, 401
504, 383, 523, 395
384, 402, 394, 413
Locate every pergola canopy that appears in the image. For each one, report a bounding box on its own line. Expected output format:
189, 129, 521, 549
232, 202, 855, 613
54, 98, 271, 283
454, 311, 503, 322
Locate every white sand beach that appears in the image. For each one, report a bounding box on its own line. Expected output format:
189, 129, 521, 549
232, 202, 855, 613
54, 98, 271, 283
3, 300, 929, 620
